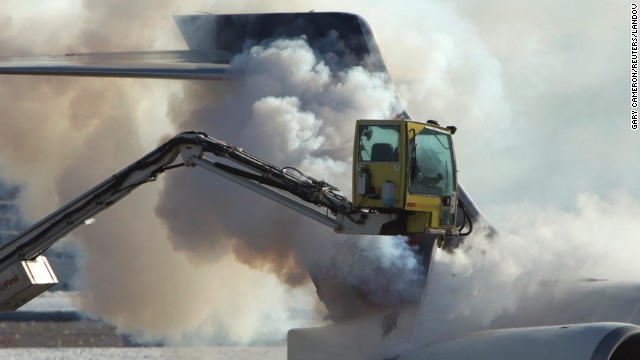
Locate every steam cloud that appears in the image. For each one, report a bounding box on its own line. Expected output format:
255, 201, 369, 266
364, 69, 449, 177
416, 191, 640, 346
0, 0, 635, 347
156, 37, 406, 283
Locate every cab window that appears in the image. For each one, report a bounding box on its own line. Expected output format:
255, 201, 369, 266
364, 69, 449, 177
358, 124, 400, 162
408, 128, 455, 196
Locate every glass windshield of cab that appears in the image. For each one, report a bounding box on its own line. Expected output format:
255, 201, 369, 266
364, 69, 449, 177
409, 128, 455, 196
358, 124, 400, 162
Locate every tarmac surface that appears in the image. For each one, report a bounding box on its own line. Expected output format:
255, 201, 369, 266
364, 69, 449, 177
0, 313, 287, 359
0, 313, 125, 348
0, 292, 126, 348
0, 346, 287, 359
0, 292, 288, 359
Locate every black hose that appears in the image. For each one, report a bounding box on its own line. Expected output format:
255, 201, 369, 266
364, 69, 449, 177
457, 199, 473, 236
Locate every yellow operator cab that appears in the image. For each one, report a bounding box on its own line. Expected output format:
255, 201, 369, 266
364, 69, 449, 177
352, 120, 458, 235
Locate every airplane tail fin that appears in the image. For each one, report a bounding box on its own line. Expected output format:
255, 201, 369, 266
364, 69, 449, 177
173, 12, 388, 73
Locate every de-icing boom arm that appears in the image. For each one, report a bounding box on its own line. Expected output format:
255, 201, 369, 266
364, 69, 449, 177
0, 130, 367, 310
0, 131, 361, 269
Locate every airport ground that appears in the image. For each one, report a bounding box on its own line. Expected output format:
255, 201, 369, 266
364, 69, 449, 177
0, 313, 124, 347
0, 313, 286, 358
0, 346, 286, 359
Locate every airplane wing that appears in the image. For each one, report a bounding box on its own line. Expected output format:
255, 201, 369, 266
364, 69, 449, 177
0, 51, 231, 80
0, 12, 389, 80
289, 280, 640, 359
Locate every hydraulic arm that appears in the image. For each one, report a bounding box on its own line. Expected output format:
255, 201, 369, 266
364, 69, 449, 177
0, 131, 357, 310
0, 131, 359, 270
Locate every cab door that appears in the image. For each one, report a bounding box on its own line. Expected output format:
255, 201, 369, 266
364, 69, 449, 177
405, 123, 457, 229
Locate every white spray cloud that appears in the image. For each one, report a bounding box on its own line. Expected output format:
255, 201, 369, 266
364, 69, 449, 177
252, 97, 325, 154
157, 37, 416, 309
416, 191, 640, 346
